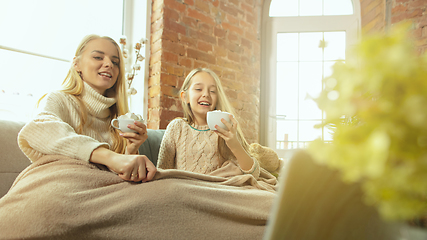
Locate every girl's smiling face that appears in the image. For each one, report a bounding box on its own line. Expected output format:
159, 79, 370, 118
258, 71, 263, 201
182, 71, 218, 125
74, 38, 120, 95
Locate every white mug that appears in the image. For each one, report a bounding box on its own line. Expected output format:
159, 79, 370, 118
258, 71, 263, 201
207, 111, 232, 131
111, 119, 142, 133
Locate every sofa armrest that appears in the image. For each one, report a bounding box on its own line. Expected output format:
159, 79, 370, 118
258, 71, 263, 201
138, 129, 165, 166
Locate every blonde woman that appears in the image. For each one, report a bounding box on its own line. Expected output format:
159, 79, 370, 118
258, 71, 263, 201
18, 34, 156, 182
157, 68, 260, 178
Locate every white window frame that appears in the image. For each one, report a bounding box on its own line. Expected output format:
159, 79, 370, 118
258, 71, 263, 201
0, 0, 151, 122
260, 0, 361, 159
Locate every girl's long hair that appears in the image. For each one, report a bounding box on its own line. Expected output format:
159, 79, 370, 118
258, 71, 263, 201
42, 34, 129, 153
180, 68, 251, 158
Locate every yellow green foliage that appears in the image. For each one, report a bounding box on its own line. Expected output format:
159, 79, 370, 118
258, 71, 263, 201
308, 23, 427, 221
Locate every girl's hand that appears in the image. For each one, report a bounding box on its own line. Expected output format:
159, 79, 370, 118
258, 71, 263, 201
109, 154, 157, 182
120, 121, 148, 154
214, 115, 240, 150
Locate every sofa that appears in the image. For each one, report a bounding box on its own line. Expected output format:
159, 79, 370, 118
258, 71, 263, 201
0, 119, 165, 198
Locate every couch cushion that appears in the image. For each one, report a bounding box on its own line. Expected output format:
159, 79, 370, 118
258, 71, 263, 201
139, 129, 165, 166
0, 120, 30, 172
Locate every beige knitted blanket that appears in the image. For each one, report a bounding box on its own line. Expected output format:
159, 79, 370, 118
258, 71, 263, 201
0, 155, 276, 240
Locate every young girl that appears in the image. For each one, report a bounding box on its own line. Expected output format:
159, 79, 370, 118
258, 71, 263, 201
157, 68, 260, 178
17, 34, 156, 182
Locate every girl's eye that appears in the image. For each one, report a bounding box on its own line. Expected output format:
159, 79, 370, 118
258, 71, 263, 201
210, 90, 216, 93
195, 89, 202, 91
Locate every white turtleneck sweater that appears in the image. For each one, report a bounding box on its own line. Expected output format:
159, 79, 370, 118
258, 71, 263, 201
18, 82, 117, 163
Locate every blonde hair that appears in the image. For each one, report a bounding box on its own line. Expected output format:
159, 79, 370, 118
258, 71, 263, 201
180, 68, 250, 157
42, 34, 129, 153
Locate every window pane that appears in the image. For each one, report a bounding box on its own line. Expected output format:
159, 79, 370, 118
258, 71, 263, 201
299, 62, 322, 119
299, 121, 322, 141
299, 0, 322, 16
0, 0, 123, 60
324, 61, 336, 78
276, 62, 298, 119
269, 0, 298, 17
277, 33, 299, 62
324, 32, 346, 60
277, 121, 297, 142
324, 0, 353, 15
0, 50, 69, 121
299, 32, 323, 61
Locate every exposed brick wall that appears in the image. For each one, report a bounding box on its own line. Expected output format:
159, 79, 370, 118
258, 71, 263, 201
391, 0, 427, 53
360, 0, 427, 53
148, 0, 262, 144
360, 0, 387, 33
147, 0, 426, 144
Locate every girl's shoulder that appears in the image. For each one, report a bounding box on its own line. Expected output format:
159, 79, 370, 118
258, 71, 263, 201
168, 118, 188, 128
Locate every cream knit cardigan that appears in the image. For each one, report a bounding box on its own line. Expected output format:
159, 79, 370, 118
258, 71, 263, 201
18, 82, 116, 163
157, 118, 260, 178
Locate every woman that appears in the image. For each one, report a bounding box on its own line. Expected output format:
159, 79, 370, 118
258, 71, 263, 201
17, 34, 156, 182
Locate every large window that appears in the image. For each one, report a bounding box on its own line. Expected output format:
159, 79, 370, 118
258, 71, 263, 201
0, 0, 149, 122
261, 0, 360, 158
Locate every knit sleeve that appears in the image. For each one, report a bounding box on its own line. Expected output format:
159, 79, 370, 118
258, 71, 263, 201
239, 157, 261, 179
157, 119, 181, 169
17, 92, 109, 163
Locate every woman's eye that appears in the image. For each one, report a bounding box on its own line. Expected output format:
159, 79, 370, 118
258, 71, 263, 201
94, 56, 102, 60
112, 61, 119, 66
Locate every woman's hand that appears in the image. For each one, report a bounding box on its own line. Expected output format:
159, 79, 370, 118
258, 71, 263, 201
120, 121, 148, 154
109, 154, 157, 182
90, 147, 157, 182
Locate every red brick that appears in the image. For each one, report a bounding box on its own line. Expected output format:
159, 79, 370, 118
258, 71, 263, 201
164, 0, 186, 12
179, 57, 193, 68
183, 0, 194, 6
182, 16, 198, 28
187, 8, 215, 25
197, 41, 213, 52
164, 6, 181, 22
195, 0, 211, 14
164, 19, 186, 36
161, 51, 179, 64
221, 22, 244, 36
187, 48, 216, 64
180, 35, 198, 46
241, 38, 252, 49
214, 27, 227, 38
161, 73, 178, 86
163, 40, 186, 55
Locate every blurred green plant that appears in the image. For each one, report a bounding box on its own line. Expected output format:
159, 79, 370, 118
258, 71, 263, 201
308, 22, 427, 222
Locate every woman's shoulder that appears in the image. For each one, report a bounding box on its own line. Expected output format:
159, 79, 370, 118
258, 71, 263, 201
45, 91, 74, 104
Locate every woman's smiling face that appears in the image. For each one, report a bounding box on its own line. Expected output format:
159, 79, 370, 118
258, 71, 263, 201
75, 38, 120, 95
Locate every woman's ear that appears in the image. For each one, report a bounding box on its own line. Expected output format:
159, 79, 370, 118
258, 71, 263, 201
73, 57, 81, 72
180, 91, 189, 103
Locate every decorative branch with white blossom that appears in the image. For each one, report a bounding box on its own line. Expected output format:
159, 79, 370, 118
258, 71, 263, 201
119, 36, 147, 96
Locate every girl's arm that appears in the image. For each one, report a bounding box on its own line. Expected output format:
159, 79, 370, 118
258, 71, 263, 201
214, 115, 259, 175
156, 119, 179, 169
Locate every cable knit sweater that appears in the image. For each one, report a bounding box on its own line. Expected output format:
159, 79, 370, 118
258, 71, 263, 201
18, 82, 116, 163
157, 118, 260, 178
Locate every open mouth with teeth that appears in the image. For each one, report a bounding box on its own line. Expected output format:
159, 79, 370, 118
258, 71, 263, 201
199, 101, 211, 107
99, 72, 112, 78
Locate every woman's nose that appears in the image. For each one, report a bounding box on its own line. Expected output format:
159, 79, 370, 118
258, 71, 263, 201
104, 58, 113, 68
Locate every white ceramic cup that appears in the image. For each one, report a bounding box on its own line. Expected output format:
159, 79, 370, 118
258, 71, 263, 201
207, 111, 233, 130
111, 119, 142, 133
